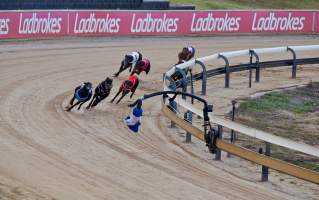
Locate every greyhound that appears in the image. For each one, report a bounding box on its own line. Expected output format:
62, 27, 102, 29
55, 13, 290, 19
86, 77, 113, 110
113, 51, 142, 77
130, 58, 151, 76
66, 82, 93, 112
110, 75, 139, 104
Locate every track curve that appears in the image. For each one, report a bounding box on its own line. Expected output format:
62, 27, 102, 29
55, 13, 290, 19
0, 36, 318, 199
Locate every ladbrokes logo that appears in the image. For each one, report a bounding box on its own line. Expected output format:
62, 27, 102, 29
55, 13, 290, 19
191, 13, 241, 32
0, 18, 10, 35
252, 12, 305, 31
19, 13, 62, 34
131, 13, 179, 33
73, 13, 121, 33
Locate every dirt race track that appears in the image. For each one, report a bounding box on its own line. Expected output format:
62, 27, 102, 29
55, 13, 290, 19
0, 36, 319, 200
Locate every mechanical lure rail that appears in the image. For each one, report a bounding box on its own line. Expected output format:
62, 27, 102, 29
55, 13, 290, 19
128, 91, 220, 153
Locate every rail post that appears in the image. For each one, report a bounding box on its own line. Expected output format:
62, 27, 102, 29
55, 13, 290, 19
184, 111, 192, 143
195, 60, 207, 95
215, 125, 223, 160
227, 100, 237, 158
163, 73, 178, 128
287, 47, 297, 79
218, 54, 230, 88
189, 69, 194, 104
169, 101, 177, 128
261, 142, 271, 182
249, 54, 253, 88
185, 69, 195, 143
249, 50, 260, 83
182, 81, 192, 143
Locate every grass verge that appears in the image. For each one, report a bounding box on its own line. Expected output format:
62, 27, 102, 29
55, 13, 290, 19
239, 92, 317, 114
234, 82, 319, 171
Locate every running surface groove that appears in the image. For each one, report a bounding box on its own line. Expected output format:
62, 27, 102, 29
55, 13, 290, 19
0, 36, 318, 200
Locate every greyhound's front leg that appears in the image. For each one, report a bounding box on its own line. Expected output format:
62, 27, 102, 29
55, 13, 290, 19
110, 90, 121, 103
129, 65, 133, 72
69, 96, 75, 105
130, 91, 136, 98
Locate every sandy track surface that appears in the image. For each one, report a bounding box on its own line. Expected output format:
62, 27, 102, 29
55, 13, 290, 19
0, 36, 318, 199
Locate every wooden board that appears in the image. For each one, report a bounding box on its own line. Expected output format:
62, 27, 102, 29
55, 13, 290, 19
162, 105, 319, 184
162, 87, 319, 158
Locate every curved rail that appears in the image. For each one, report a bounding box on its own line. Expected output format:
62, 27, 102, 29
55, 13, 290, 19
162, 105, 319, 184
163, 84, 319, 158
162, 45, 319, 183
166, 45, 319, 93
172, 45, 319, 73
163, 45, 319, 158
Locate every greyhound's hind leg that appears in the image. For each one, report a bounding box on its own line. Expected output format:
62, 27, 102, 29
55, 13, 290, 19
77, 102, 85, 110
86, 95, 96, 109
66, 101, 80, 112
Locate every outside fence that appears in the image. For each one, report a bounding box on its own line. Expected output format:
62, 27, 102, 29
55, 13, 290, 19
163, 45, 319, 184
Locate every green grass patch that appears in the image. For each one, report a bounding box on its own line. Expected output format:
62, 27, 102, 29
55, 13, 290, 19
292, 161, 319, 172
170, 0, 319, 9
235, 84, 319, 172
239, 92, 317, 113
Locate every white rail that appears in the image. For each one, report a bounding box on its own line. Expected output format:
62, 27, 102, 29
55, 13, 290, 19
167, 45, 319, 75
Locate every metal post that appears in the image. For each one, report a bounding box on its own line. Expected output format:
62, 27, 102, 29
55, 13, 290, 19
287, 47, 297, 79
186, 69, 195, 142
250, 50, 260, 82
182, 83, 192, 143
195, 60, 207, 95
185, 111, 192, 143
182, 82, 187, 99
215, 125, 223, 160
218, 54, 230, 88
189, 69, 194, 104
249, 55, 253, 88
227, 100, 237, 158
169, 100, 177, 128
163, 73, 178, 128
261, 142, 271, 182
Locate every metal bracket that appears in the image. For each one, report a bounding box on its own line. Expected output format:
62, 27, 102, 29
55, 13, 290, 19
195, 60, 207, 95
218, 54, 230, 88
287, 47, 297, 79
249, 50, 260, 83
204, 127, 218, 154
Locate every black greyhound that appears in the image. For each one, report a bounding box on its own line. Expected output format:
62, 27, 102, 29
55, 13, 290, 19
66, 82, 93, 112
110, 75, 139, 104
86, 77, 113, 110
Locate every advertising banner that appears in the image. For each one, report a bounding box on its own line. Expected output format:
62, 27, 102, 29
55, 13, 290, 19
315, 11, 319, 32
0, 11, 68, 39
0, 10, 317, 39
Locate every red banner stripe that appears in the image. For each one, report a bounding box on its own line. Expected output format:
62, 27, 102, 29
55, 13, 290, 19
0, 10, 318, 39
